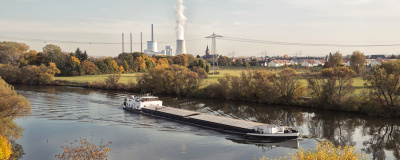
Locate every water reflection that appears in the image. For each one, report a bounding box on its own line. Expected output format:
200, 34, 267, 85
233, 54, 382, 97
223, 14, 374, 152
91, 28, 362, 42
226, 138, 299, 150
361, 119, 400, 160
161, 96, 400, 159
13, 85, 400, 159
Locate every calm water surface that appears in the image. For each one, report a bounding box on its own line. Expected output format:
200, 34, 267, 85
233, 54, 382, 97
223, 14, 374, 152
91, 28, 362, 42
13, 85, 400, 160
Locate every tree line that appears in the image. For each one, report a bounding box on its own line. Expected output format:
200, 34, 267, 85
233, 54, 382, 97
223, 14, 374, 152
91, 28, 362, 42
2, 41, 400, 116
0, 41, 211, 85
133, 51, 400, 117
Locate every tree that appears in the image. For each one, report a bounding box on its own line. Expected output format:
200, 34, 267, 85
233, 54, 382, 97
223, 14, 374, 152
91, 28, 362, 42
156, 58, 169, 69
308, 67, 356, 108
105, 74, 121, 89
81, 60, 97, 75
249, 59, 259, 66
328, 51, 343, 68
350, 51, 367, 75
55, 137, 111, 160
365, 60, 400, 110
137, 65, 202, 95
0, 41, 30, 64
235, 59, 243, 66
43, 44, 61, 54
133, 56, 146, 72
0, 76, 30, 133
275, 68, 304, 103
27, 52, 50, 66
122, 60, 130, 73
102, 58, 119, 74
0, 135, 12, 160
70, 56, 82, 76
218, 56, 230, 66
0, 64, 19, 83
43, 44, 62, 63
74, 48, 88, 62
118, 53, 134, 71
186, 54, 195, 62
0, 77, 29, 160
144, 56, 156, 72
172, 54, 189, 66
188, 58, 211, 73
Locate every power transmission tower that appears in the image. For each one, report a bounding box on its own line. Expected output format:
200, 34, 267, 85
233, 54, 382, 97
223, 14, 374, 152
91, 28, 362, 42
206, 33, 223, 74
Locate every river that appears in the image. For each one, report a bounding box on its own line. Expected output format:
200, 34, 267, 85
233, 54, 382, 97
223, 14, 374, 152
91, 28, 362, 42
13, 85, 400, 160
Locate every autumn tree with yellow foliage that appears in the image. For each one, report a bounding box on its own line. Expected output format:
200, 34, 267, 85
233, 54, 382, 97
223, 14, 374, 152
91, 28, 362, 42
0, 77, 30, 159
55, 137, 111, 160
0, 135, 12, 160
259, 141, 367, 160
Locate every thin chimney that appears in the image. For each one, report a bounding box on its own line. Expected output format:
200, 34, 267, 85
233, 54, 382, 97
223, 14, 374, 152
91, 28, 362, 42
151, 24, 154, 41
140, 32, 143, 53
130, 33, 132, 53
122, 33, 124, 53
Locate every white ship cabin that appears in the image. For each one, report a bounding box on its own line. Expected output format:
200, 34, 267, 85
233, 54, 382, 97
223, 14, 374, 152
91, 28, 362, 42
124, 95, 163, 110
253, 125, 291, 134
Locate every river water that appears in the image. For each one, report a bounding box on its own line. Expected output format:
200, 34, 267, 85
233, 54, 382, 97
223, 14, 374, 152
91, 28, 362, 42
13, 85, 400, 160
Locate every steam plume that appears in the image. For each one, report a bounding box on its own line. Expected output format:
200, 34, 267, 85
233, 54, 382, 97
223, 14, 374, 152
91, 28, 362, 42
174, 0, 186, 40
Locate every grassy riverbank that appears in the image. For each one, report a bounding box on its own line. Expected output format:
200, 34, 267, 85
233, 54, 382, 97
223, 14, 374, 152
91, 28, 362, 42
55, 69, 367, 94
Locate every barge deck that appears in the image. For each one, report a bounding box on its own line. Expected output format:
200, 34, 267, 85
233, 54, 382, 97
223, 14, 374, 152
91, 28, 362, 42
131, 105, 271, 134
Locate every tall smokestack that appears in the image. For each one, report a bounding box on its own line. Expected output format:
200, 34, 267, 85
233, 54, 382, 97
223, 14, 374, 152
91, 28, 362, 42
140, 32, 143, 53
130, 33, 132, 53
122, 33, 124, 53
151, 24, 154, 41
176, 40, 186, 55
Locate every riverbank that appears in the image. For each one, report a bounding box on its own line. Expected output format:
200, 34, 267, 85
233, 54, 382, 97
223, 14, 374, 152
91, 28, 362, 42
54, 70, 367, 94
50, 69, 400, 118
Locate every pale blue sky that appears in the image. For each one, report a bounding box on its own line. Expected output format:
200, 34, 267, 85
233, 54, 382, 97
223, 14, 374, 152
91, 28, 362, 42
2, 0, 400, 57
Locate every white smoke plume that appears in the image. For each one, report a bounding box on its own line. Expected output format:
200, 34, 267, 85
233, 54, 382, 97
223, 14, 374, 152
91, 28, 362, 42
174, 0, 186, 40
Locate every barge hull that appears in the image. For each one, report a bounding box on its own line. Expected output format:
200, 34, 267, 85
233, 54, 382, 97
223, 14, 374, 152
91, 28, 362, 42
126, 105, 298, 140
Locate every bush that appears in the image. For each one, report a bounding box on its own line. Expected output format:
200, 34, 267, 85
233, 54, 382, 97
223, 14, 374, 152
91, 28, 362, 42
55, 137, 111, 160
259, 141, 368, 160
137, 65, 202, 95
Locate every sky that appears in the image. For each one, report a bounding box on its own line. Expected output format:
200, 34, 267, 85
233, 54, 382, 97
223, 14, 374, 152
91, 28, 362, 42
2, 0, 400, 57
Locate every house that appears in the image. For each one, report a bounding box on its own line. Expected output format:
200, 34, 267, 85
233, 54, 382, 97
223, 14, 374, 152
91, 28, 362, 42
268, 60, 283, 67
370, 55, 386, 59
301, 60, 317, 67
317, 59, 326, 66
370, 59, 390, 67
290, 59, 303, 65
267, 60, 291, 67
343, 59, 351, 66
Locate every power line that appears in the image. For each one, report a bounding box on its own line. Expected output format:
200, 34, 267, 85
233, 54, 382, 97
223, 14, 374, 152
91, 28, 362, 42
0, 35, 202, 45
220, 36, 400, 47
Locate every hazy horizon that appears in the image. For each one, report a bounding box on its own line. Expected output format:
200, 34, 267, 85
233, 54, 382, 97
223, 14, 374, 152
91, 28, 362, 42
2, 0, 400, 57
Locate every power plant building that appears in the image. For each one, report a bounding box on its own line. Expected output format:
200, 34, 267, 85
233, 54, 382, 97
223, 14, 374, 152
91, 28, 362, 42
145, 24, 164, 56
175, 40, 186, 55
166, 46, 173, 56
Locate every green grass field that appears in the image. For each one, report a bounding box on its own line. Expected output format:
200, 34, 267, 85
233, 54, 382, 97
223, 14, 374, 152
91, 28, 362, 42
55, 68, 368, 94
55, 73, 145, 84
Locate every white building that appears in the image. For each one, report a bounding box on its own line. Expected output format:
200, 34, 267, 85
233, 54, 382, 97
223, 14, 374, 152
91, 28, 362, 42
268, 60, 291, 67
301, 60, 317, 67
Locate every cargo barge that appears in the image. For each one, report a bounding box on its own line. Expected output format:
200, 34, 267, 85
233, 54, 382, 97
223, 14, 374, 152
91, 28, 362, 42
123, 95, 299, 140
